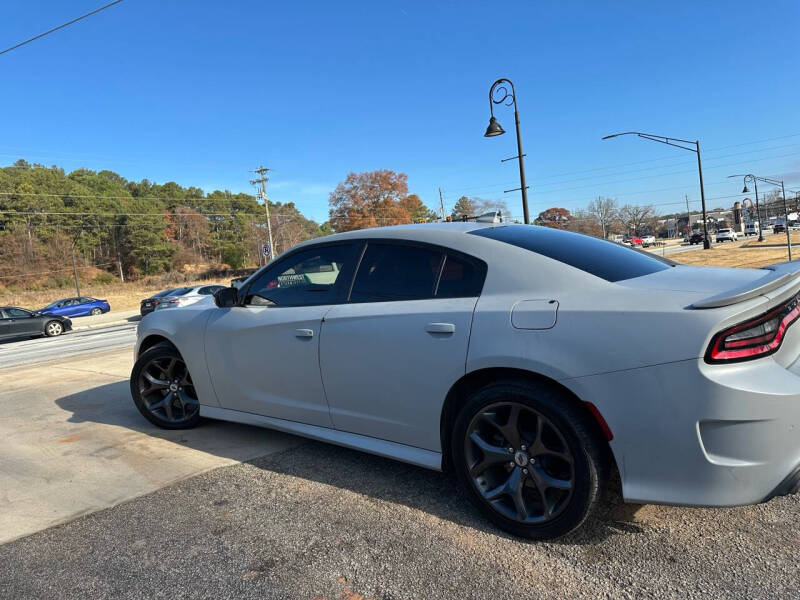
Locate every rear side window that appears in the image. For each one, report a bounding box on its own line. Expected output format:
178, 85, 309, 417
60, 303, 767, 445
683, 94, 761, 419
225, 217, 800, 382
436, 253, 486, 298
350, 243, 443, 302
471, 225, 671, 282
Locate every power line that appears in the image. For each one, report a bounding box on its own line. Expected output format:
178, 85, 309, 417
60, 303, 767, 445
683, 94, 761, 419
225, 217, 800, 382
0, 0, 125, 57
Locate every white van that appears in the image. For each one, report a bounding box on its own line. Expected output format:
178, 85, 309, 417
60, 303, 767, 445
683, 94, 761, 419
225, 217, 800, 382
744, 221, 760, 236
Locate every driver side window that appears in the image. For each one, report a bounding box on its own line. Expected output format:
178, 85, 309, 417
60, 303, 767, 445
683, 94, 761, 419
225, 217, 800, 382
244, 243, 355, 307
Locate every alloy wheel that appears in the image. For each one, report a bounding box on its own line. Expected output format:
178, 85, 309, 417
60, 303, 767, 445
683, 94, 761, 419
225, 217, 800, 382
91, 308, 102, 315
46, 322, 63, 336
464, 401, 575, 524
137, 355, 199, 424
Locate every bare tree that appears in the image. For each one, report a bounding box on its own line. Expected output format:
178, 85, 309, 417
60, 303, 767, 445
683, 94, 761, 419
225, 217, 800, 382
587, 197, 619, 239
618, 204, 655, 235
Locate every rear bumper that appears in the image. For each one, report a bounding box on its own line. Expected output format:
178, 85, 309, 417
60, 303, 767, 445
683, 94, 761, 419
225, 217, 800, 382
565, 356, 800, 507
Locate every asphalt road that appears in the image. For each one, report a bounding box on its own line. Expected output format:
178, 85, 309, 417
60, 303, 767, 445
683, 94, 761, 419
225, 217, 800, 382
0, 322, 137, 368
0, 441, 797, 599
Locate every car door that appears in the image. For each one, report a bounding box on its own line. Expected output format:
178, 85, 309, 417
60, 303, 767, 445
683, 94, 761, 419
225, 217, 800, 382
78, 297, 95, 315
204, 242, 359, 427
0, 310, 9, 338
5, 308, 43, 336
59, 299, 80, 317
319, 241, 487, 451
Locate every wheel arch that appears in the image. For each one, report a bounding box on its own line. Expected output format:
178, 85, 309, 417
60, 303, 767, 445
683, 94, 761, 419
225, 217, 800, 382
439, 367, 615, 471
137, 333, 179, 357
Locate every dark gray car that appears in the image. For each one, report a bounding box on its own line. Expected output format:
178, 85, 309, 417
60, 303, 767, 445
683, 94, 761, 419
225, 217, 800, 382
0, 307, 72, 340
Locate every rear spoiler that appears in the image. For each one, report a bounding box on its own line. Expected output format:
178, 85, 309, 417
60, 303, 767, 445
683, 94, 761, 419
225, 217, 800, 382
692, 262, 800, 309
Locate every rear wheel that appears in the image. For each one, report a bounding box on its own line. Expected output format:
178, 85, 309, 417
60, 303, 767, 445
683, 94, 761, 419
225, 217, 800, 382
130, 344, 201, 429
451, 380, 608, 539
44, 321, 63, 337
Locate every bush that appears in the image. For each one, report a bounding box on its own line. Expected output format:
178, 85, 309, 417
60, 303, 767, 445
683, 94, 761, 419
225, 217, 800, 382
93, 272, 116, 285
221, 245, 245, 270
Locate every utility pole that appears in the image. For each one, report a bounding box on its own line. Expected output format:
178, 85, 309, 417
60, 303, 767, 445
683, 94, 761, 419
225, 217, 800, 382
685, 195, 690, 234
438, 188, 445, 221
70, 239, 81, 297
250, 166, 275, 265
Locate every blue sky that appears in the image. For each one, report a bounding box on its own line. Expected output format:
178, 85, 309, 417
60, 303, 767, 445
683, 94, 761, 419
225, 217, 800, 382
1, 0, 798, 222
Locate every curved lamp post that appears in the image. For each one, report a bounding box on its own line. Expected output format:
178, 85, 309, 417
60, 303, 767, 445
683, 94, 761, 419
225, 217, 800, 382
484, 78, 530, 224
729, 174, 790, 258
603, 132, 710, 249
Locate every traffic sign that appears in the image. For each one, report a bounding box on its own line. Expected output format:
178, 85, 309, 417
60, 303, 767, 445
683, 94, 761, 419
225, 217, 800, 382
261, 243, 271, 258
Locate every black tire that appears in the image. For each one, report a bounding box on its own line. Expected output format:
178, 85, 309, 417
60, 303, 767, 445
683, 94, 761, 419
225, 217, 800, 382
90, 307, 102, 316
451, 379, 608, 540
44, 320, 64, 337
130, 343, 201, 429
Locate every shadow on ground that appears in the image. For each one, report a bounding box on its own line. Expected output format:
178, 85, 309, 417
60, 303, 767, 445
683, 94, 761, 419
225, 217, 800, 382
56, 381, 646, 545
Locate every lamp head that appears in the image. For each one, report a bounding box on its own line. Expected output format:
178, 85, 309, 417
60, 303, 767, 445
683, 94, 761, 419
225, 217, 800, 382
742, 184, 750, 194
484, 116, 505, 137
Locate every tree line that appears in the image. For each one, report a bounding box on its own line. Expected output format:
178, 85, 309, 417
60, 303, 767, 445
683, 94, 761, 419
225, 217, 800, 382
0, 159, 324, 286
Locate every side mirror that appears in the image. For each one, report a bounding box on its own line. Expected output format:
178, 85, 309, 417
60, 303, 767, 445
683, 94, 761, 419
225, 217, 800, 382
214, 286, 240, 308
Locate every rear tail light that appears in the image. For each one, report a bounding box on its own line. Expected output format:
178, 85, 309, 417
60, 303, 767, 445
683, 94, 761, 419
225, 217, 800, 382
705, 294, 800, 363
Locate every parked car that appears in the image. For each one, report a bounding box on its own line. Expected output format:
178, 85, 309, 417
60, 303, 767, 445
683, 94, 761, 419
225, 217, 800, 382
40, 296, 110, 317
774, 223, 786, 234
140, 288, 182, 316
640, 234, 656, 247
0, 306, 71, 339
153, 285, 226, 311
715, 228, 738, 243
745, 222, 760, 236
789, 223, 800, 231
623, 235, 643, 246
231, 270, 258, 289
688, 231, 706, 244
131, 223, 800, 540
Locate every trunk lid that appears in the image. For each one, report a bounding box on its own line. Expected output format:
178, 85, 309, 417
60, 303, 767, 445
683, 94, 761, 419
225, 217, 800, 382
618, 263, 800, 308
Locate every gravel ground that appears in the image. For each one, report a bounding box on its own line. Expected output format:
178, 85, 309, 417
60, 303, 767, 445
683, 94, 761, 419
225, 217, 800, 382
1, 441, 798, 600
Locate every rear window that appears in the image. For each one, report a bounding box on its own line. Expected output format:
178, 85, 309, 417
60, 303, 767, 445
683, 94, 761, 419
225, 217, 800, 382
470, 225, 672, 282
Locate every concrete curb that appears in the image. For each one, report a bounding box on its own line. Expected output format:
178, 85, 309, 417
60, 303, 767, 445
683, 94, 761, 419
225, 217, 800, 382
68, 309, 141, 332
71, 319, 138, 332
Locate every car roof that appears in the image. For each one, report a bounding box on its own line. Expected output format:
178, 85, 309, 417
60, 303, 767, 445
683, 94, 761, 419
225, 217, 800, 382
293, 222, 497, 246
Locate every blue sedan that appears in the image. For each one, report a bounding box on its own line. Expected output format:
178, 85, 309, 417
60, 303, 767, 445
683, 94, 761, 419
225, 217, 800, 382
40, 296, 111, 317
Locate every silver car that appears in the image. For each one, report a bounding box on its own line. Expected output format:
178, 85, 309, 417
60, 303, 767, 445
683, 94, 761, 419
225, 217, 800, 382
131, 223, 800, 539
153, 285, 225, 311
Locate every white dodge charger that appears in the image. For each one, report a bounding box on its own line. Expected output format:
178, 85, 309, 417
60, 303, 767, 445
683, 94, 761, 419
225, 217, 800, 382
131, 223, 800, 539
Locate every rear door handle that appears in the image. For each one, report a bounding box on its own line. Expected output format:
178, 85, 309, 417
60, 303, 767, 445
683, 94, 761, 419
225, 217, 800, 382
426, 322, 455, 334
295, 328, 314, 338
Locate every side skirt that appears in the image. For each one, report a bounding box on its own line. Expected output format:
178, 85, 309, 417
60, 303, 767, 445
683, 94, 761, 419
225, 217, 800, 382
200, 405, 443, 471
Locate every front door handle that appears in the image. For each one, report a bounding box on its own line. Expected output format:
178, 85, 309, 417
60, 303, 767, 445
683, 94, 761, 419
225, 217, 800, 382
426, 322, 455, 334
295, 328, 314, 338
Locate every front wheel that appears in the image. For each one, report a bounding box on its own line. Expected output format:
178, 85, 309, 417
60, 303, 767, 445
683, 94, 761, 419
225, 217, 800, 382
90, 307, 102, 316
130, 344, 201, 429
44, 320, 64, 337
451, 380, 608, 539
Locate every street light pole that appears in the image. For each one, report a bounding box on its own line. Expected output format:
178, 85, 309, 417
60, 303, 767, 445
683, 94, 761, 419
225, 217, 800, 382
731, 173, 791, 259
602, 131, 710, 249
484, 78, 530, 224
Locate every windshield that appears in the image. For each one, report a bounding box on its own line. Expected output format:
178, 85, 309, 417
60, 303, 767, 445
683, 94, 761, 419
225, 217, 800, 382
471, 225, 672, 282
